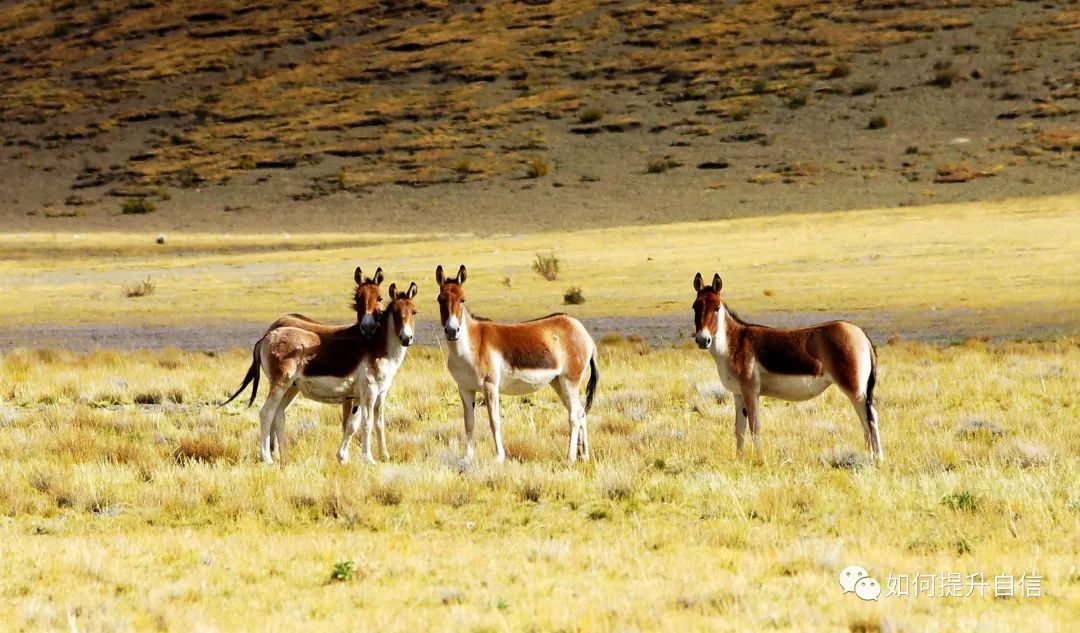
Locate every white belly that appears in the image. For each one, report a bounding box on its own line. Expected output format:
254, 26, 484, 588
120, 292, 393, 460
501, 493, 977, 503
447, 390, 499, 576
295, 375, 358, 404
759, 371, 832, 401
499, 367, 560, 395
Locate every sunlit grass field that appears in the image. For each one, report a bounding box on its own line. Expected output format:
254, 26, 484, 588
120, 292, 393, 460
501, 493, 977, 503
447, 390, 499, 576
0, 339, 1078, 631
2, 194, 1078, 333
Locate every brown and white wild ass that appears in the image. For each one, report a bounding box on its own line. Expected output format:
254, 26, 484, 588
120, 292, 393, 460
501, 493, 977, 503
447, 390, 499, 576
436, 265, 599, 464
223, 280, 418, 465
266, 266, 385, 339
691, 273, 882, 461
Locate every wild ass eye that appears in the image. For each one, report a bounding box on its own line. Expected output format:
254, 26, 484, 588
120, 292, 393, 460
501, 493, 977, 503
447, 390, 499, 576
411, 310, 418, 315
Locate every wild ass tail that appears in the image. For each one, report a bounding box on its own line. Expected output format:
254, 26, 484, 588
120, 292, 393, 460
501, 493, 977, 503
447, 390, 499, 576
584, 351, 599, 413
865, 339, 877, 422
220, 342, 261, 407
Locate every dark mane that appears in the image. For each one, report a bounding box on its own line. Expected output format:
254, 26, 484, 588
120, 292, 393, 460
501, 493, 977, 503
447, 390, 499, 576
725, 305, 750, 326
471, 313, 491, 322
522, 312, 566, 323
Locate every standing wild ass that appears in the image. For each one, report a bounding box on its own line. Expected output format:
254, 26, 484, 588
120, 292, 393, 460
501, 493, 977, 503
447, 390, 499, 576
223, 279, 418, 465
435, 265, 598, 464
691, 273, 882, 461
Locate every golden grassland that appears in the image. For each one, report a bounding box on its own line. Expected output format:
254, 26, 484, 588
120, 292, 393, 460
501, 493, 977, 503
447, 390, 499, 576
2, 195, 1079, 331
0, 339, 1078, 631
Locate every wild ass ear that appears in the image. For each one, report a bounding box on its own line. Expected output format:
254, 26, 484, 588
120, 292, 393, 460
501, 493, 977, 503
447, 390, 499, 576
374, 267, 385, 285
435, 265, 444, 285
457, 264, 467, 284
387, 283, 397, 299
712, 273, 723, 293
354, 267, 364, 286
693, 272, 704, 291
406, 282, 418, 299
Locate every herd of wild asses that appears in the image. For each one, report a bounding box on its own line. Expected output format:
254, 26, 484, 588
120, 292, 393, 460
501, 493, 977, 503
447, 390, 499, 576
224, 265, 881, 465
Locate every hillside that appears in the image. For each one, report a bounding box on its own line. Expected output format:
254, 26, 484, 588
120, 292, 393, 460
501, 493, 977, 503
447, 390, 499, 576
1, 0, 1077, 232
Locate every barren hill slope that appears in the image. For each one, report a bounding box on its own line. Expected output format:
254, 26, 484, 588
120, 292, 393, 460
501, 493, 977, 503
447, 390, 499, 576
1, 0, 1077, 232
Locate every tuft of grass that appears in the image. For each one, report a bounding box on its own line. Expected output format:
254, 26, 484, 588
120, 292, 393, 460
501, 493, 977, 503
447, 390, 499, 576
173, 435, 238, 465
121, 198, 155, 215
931, 65, 960, 88
827, 62, 852, 79
330, 560, 355, 582
785, 92, 809, 109
867, 115, 888, 130
563, 287, 585, 305
577, 108, 606, 124
646, 157, 681, 174
532, 252, 560, 281
941, 490, 980, 512
524, 156, 549, 178
849, 81, 878, 96
122, 276, 155, 298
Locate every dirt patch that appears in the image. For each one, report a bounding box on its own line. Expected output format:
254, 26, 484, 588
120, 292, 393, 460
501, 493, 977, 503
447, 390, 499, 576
4, 308, 1075, 353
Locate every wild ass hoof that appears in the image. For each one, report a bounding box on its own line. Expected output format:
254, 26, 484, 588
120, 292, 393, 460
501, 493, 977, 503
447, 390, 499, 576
337, 451, 349, 465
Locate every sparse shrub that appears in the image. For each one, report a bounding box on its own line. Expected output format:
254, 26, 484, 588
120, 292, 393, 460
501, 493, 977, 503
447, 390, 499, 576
931, 65, 959, 88
578, 108, 606, 124
52, 23, 73, 38
849, 82, 878, 96
525, 156, 549, 178
330, 560, 356, 582
941, 490, 979, 512
563, 287, 585, 305
751, 78, 768, 94
121, 198, 155, 215
646, 158, 680, 174
867, 115, 888, 130
904, 146, 920, 155
679, 85, 707, 101
786, 92, 809, 109
827, 62, 852, 79
176, 165, 200, 188
532, 253, 560, 281
122, 276, 155, 298
236, 155, 257, 170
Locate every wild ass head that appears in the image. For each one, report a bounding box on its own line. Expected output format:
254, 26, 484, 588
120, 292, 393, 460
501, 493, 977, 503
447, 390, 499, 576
692, 272, 724, 349
435, 264, 468, 341
353, 266, 385, 338
385, 281, 419, 347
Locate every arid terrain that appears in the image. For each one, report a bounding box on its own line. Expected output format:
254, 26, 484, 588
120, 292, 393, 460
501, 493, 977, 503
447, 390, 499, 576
1, 3, 1079, 632
1, 0, 1077, 232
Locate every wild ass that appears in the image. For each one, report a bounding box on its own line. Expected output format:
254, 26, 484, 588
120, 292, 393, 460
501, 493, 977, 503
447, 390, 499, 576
266, 266, 385, 338
435, 265, 599, 464
223, 281, 418, 465
691, 273, 882, 461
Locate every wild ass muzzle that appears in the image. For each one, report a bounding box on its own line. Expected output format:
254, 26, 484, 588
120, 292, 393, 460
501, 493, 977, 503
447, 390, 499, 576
691, 273, 882, 462
223, 280, 418, 465
435, 264, 599, 464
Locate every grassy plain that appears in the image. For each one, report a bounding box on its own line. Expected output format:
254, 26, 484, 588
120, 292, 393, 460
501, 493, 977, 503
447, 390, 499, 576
1, 193, 1078, 630
2, 194, 1079, 335
0, 339, 1078, 631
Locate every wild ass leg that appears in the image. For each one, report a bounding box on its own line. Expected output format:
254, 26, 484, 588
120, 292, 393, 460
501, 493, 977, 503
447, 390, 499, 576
741, 387, 764, 458
270, 385, 299, 461
459, 388, 477, 462
847, 392, 883, 462
358, 390, 379, 465
733, 394, 749, 455
373, 390, 389, 461
483, 381, 506, 463
259, 383, 292, 465
337, 402, 361, 464
553, 378, 587, 464
341, 399, 353, 435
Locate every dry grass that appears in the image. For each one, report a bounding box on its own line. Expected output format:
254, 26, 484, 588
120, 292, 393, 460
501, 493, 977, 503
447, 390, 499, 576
0, 195, 1078, 333
0, 339, 1077, 630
